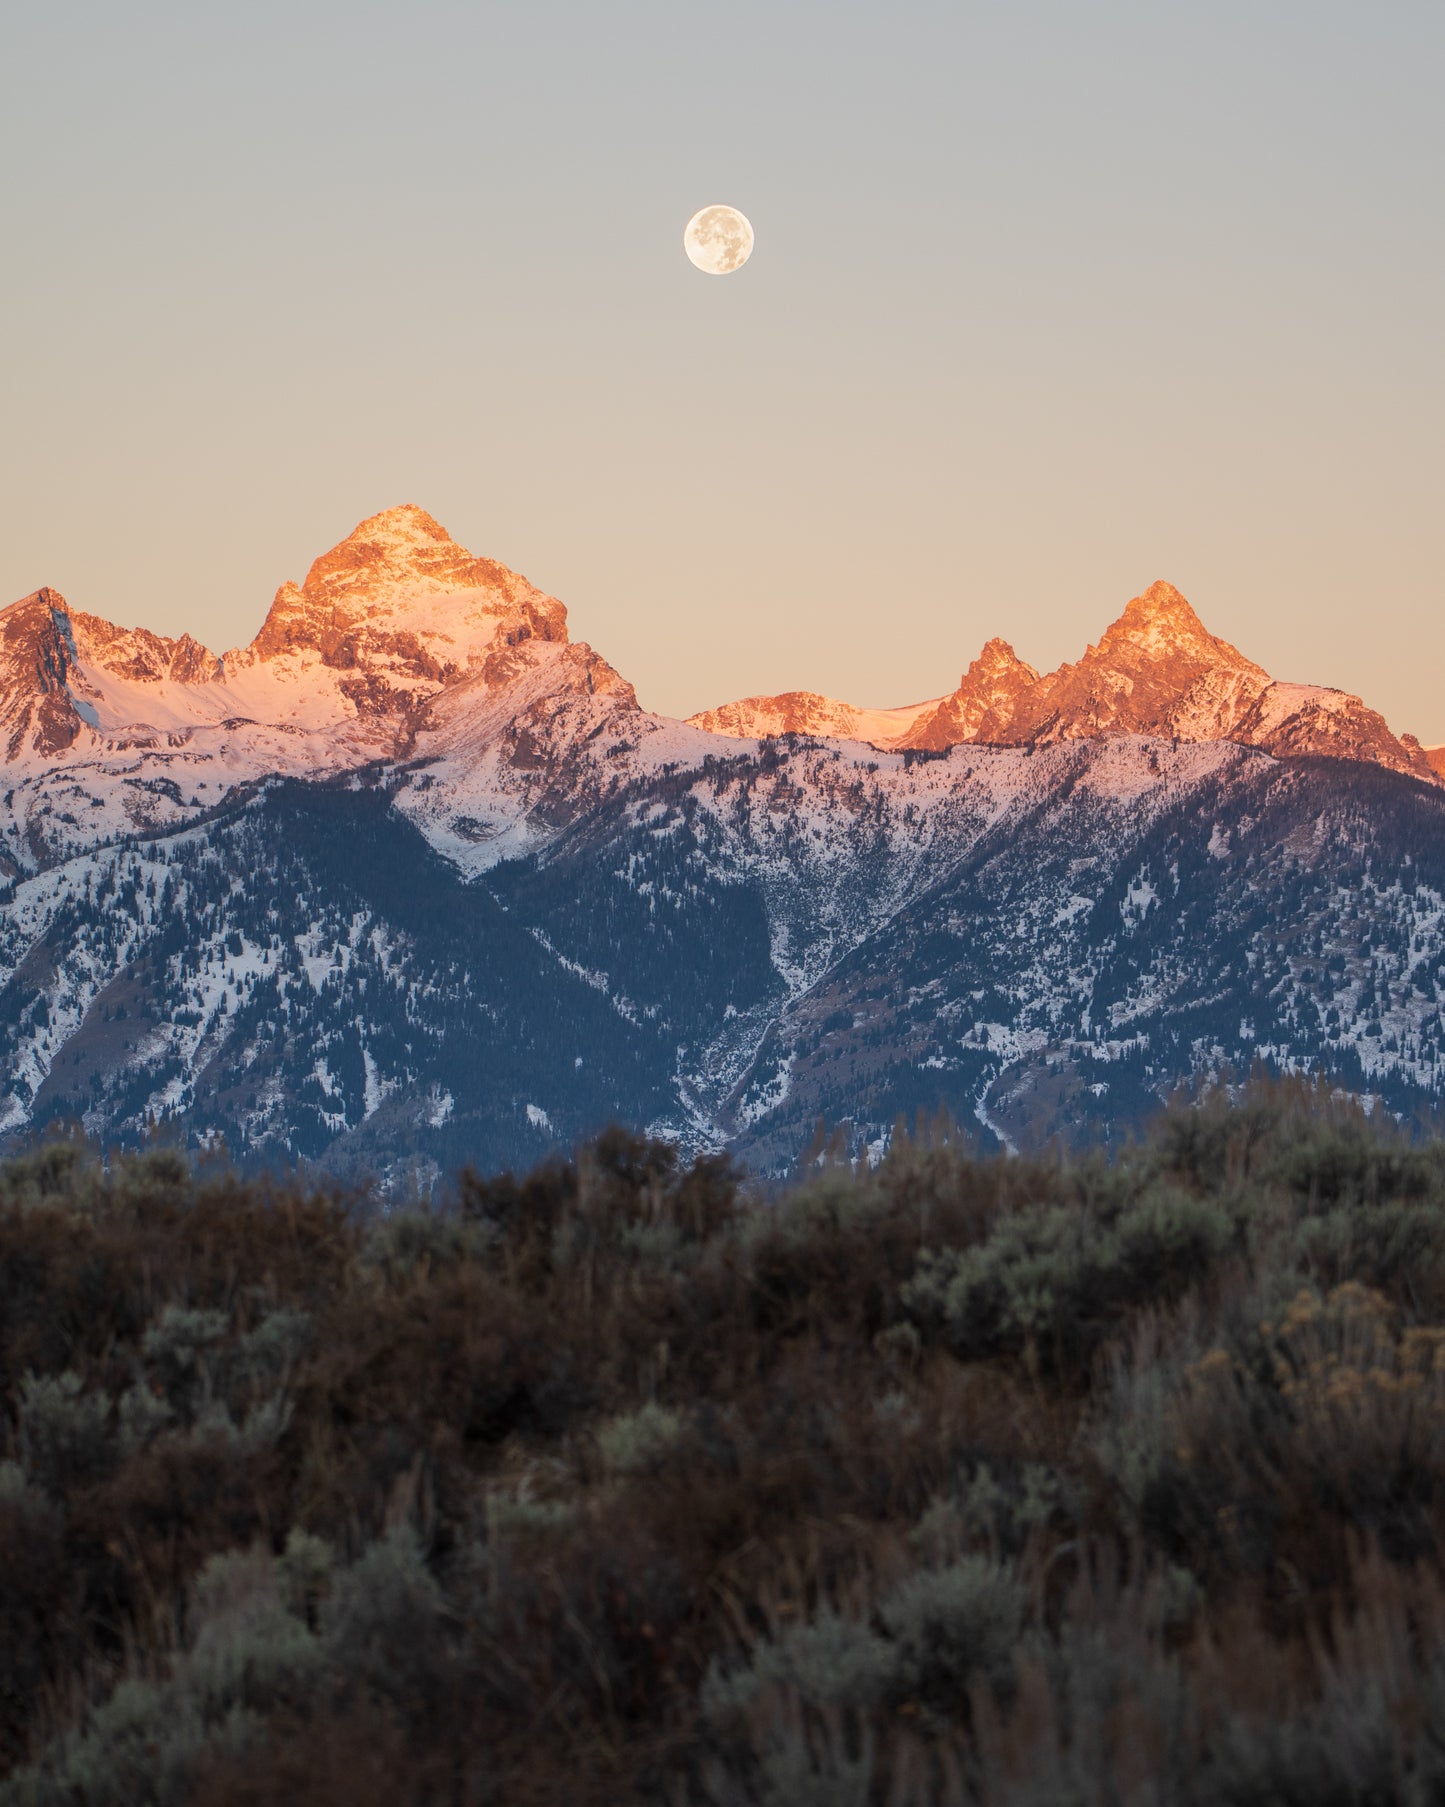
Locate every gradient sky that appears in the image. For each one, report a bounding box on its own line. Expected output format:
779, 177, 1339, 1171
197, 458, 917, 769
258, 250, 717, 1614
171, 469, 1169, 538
2, 2, 1441, 733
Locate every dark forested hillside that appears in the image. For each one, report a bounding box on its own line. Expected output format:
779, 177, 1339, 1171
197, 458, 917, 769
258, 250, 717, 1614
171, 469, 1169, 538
6, 744, 1445, 1183
2, 784, 690, 1183
722, 753, 1445, 1164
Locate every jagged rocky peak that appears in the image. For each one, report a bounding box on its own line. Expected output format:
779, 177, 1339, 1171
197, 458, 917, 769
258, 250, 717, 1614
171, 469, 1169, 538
1089, 580, 1266, 676
1, 586, 223, 681
955, 638, 1041, 720
0, 587, 228, 762
76, 616, 224, 686
0, 506, 600, 792
1, 587, 71, 679
685, 684, 957, 748
689, 691, 869, 739
0, 589, 85, 760
966, 636, 1037, 683
990, 581, 1272, 746
904, 637, 1041, 751
246, 504, 570, 675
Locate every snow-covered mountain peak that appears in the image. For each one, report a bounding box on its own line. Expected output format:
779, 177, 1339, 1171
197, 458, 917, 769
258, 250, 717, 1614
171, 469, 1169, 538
336, 502, 453, 557
0, 587, 227, 761
1094, 580, 1264, 674
243, 506, 569, 678
0, 509, 603, 867
290, 504, 544, 607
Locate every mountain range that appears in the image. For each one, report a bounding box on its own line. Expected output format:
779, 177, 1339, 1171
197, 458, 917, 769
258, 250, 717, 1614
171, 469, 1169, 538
4, 504, 1444, 1183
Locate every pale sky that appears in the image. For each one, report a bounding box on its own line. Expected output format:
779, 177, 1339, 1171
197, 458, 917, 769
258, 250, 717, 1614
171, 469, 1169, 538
2, 2, 1442, 734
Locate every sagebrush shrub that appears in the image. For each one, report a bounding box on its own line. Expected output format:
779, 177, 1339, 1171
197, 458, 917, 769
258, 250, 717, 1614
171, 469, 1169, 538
878, 1556, 1026, 1707
186, 1549, 320, 1717
230, 1307, 310, 1379
321, 1529, 444, 1693
359, 1210, 473, 1278
3, 1548, 317, 1807
747, 1712, 874, 1807
702, 1609, 895, 1720
485, 1491, 577, 1541
16, 1372, 112, 1492
0, 1141, 94, 1214
598, 1401, 686, 1476
0, 1460, 32, 1509
277, 1528, 333, 1626
5, 1678, 211, 1807
115, 1381, 173, 1455
902, 1184, 1234, 1365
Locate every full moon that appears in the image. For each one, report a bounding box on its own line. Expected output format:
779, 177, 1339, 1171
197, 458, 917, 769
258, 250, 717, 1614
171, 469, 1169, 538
683, 205, 754, 275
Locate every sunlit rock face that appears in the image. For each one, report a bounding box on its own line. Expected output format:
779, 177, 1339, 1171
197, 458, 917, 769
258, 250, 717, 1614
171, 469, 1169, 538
244, 504, 569, 702
903, 638, 1042, 751
970, 581, 1272, 743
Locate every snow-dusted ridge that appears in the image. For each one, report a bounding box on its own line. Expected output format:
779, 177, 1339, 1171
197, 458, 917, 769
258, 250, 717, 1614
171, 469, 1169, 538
2, 516, 1436, 881
689, 581, 1438, 788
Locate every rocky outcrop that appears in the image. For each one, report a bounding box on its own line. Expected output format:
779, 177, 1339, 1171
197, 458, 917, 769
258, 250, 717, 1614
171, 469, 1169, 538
0, 590, 89, 759
77, 617, 224, 686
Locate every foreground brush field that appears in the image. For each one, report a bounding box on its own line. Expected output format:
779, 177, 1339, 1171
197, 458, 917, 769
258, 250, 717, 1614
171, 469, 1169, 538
4, 1085, 1445, 1804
